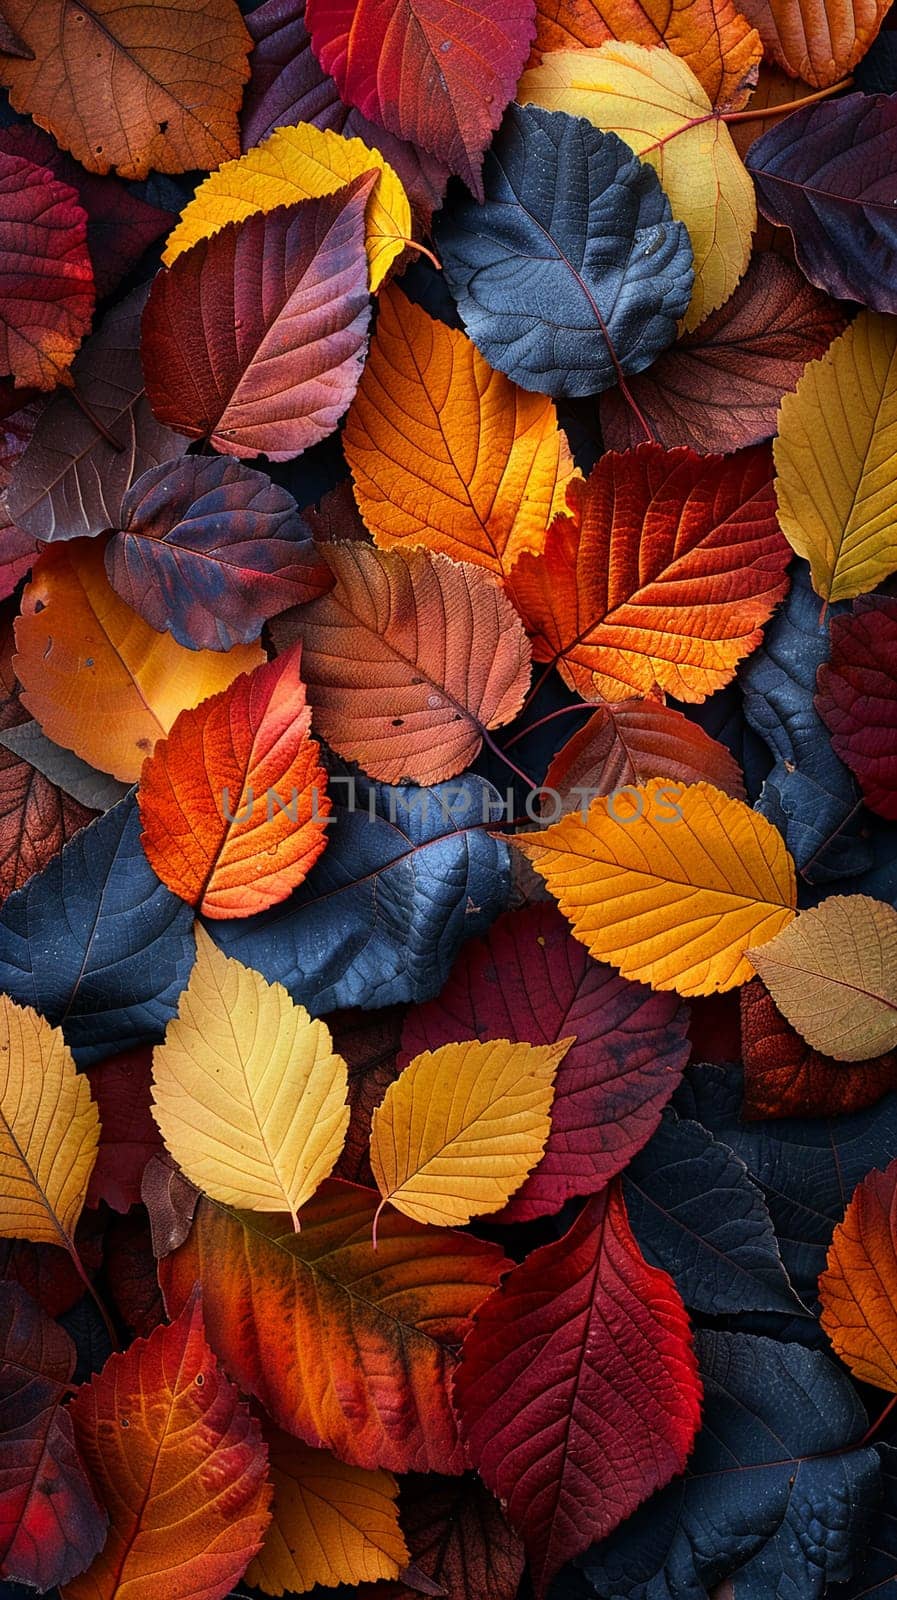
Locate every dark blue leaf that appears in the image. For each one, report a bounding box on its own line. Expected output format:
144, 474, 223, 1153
210, 771, 511, 1013
740, 561, 872, 882
672, 682, 771, 804
675, 1064, 897, 1301
833, 1444, 897, 1598
0, 793, 194, 1065
577, 1331, 880, 1600
435, 104, 693, 398
623, 1108, 807, 1317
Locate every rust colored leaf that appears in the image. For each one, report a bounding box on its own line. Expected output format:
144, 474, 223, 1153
0, 152, 93, 391
543, 699, 746, 809
820, 1159, 897, 1392
741, 978, 897, 1120
737, 0, 889, 84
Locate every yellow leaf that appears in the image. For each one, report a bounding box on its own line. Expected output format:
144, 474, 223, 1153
774, 311, 897, 603
246, 1429, 408, 1595
518, 41, 755, 329
163, 122, 414, 290
749, 895, 897, 1061
0, 994, 99, 1248
513, 779, 796, 995
369, 1037, 571, 1234
151, 929, 350, 1228
344, 284, 577, 577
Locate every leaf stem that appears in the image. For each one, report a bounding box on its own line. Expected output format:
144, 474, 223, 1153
720, 76, 853, 126
502, 699, 606, 751
67, 386, 125, 453
855, 1392, 897, 1449
398, 238, 442, 270
67, 1240, 121, 1351
479, 725, 537, 790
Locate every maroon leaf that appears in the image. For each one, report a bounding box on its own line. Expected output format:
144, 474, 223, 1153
357, 1474, 525, 1600
400, 904, 691, 1221
105, 1212, 165, 1337
599, 255, 845, 454
85, 1048, 162, 1213
142, 180, 373, 461
815, 594, 897, 822
0, 1216, 105, 1322
329, 1005, 405, 1186
741, 977, 897, 1120
6, 284, 187, 541
541, 698, 746, 809
0, 150, 94, 391
106, 455, 331, 651
141, 1151, 200, 1260
241, 0, 449, 224
453, 1183, 702, 1596
0, 1284, 106, 1589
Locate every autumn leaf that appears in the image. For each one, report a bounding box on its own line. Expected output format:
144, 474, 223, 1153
142, 179, 374, 461
85, 1049, 161, 1214
275, 543, 531, 785
505, 443, 788, 701
64, 1294, 272, 1600
163, 122, 415, 290
305, 0, 536, 198
354, 1474, 525, 1600
453, 1181, 702, 1595
819, 1158, 897, 1392
816, 595, 897, 821
737, 0, 889, 84
151, 930, 349, 1228
741, 978, 897, 1121
369, 1037, 570, 1234
138, 645, 330, 918
774, 311, 897, 603
0, 0, 252, 179
343, 284, 576, 577
542, 699, 746, 806
519, 41, 755, 328
160, 1183, 510, 1472
748, 895, 897, 1062
0, 152, 94, 391
0, 994, 98, 1252
514, 779, 797, 996
246, 1429, 408, 1595
14, 538, 263, 782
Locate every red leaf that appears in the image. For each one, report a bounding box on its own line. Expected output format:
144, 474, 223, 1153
241, 0, 449, 224
542, 699, 746, 807
85, 1049, 161, 1213
401, 904, 690, 1220
357, 1474, 525, 1600
741, 977, 897, 1120
0, 1284, 106, 1590
599, 255, 845, 454
454, 1182, 702, 1595
0, 151, 94, 391
0, 1215, 105, 1321
305, 0, 535, 198
142, 179, 373, 461
815, 595, 897, 822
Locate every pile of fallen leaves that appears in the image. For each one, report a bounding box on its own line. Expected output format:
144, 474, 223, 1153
1, 0, 897, 1597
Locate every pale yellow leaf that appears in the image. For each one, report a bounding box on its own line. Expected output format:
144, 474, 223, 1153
370, 1037, 571, 1233
163, 122, 414, 290
0, 994, 99, 1247
151, 928, 350, 1226
774, 311, 897, 602
518, 41, 755, 328
246, 1429, 408, 1595
749, 895, 897, 1061
513, 778, 797, 995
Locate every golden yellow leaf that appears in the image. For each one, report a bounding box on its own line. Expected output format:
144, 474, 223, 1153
343, 284, 577, 577
774, 311, 897, 603
518, 41, 755, 328
14, 538, 263, 782
369, 1037, 571, 1234
151, 929, 350, 1228
513, 779, 796, 995
163, 122, 414, 290
749, 895, 897, 1062
0, 994, 99, 1248
246, 1429, 408, 1595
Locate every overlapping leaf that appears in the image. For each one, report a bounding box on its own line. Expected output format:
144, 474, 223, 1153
276, 543, 531, 784
152, 931, 349, 1226
820, 1158, 897, 1393
0, 153, 94, 391
816, 596, 897, 822
85, 1049, 160, 1214
354, 1474, 524, 1600
515, 779, 797, 995
142, 180, 373, 460
343, 285, 576, 576
741, 978, 897, 1120
542, 699, 745, 805
737, 0, 890, 84
519, 41, 755, 328
435, 103, 693, 396
160, 1183, 510, 1472
506, 442, 788, 701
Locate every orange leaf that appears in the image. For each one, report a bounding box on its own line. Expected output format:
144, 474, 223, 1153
274, 544, 531, 785
505, 443, 788, 702
542, 698, 746, 808
343, 285, 576, 578
819, 1158, 897, 1393
13, 538, 263, 782
138, 645, 330, 920
64, 1293, 271, 1600
736, 0, 888, 85
529, 0, 762, 109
